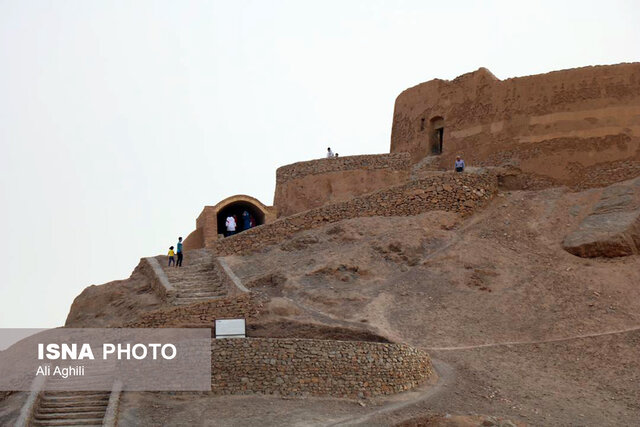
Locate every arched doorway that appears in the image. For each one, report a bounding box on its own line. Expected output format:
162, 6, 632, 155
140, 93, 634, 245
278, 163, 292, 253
215, 198, 267, 235
429, 116, 444, 154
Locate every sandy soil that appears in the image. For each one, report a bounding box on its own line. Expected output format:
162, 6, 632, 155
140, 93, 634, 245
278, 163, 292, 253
221, 184, 640, 426
3, 182, 639, 426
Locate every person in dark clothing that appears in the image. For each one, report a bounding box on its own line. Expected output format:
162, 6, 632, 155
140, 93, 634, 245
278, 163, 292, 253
176, 237, 184, 267
242, 210, 251, 231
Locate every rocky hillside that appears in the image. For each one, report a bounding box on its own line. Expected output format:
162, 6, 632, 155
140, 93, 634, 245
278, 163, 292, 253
20, 177, 640, 426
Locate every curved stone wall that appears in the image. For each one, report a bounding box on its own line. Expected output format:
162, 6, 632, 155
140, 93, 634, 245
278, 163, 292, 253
391, 63, 640, 189
274, 153, 411, 217
210, 338, 432, 398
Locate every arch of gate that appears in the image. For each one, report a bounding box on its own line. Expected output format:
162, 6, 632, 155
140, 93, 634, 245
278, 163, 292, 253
184, 195, 276, 249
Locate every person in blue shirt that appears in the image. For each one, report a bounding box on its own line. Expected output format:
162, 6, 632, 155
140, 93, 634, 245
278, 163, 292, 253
455, 156, 465, 172
176, 237, 183, 267
242, 210, 251, 231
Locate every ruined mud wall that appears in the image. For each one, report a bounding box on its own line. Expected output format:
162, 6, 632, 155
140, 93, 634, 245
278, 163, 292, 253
391, 63, 640, 188
210, 170, 497, 254
274, 153, 411, 217
210, 338, 431, 398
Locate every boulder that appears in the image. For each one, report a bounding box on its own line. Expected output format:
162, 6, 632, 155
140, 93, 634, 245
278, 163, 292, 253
563, 182, 640, 257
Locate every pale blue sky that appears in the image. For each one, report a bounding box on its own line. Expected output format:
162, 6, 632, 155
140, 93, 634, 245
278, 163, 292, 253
1, 0, 638, 328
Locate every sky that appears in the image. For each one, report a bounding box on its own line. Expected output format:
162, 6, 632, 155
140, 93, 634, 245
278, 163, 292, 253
1, 0, 638, 328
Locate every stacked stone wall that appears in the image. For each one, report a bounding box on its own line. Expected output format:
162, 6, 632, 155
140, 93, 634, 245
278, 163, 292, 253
210, 170, 497, 254
274, 153, 412, 217
275, 153, 411, 184
126, 294, 263, 328
210, 338, 431, 398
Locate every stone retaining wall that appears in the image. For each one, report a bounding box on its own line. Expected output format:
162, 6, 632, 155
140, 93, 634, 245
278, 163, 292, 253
211, 338, 431, 398
275, 153, 411, 184
126, 294, 263, 328
274, 153, 412, 217
138, 257, 174, 302
210, 170, 498, 254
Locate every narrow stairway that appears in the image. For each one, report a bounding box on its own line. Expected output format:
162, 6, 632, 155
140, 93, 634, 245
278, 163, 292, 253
410, 155, 442, 180
158, 249, 229, 305
30, 391, 110, 426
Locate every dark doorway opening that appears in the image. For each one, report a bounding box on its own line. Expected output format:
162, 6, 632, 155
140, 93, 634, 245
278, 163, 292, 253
429, 117, 444, 155
217, 201, 265, 236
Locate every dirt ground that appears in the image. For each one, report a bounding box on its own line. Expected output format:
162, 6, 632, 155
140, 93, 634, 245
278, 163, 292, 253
220, 184, 640, 426
3, 183, 639, 426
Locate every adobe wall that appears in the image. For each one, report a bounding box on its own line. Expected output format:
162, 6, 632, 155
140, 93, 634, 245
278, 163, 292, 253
209, 170, 497, 255
274, 153, 411, 217
391, 63, 640, 188
184, 195, 277, 250
210, 338, 432, 398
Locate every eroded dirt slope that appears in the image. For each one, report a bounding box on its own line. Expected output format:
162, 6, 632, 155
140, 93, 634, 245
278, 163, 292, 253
223, 183, 640, 426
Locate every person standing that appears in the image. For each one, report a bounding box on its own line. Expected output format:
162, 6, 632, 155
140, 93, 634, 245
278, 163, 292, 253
168, 246, 175, 267
326, 147, 334, 158
225, 215, 236, 237
454, 156, 465, 172
242, 210, 251, 231
176, 237, 184, 267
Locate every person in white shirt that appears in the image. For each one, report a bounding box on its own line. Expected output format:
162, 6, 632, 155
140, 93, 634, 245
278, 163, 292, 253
225, 215, 236, 237
454, 156, 465, 172
326, 147, 334, 158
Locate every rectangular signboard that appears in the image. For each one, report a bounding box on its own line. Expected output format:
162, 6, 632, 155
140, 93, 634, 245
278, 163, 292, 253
215, 319, 245, 338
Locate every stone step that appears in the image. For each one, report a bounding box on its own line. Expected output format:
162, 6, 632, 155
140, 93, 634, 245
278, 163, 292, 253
173, 297, 223, 305
175, 285, 224, 291
176, 291, 225, 297
173, 276, 222, 281
32, 418, 104, 426
172, 281, 220, 287
41, 393, 109, 400
34, 411, 105, 422
35, 410, 106, 419
39, 402, 108, 410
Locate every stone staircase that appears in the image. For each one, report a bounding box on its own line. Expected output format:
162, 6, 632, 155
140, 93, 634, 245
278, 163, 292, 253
410, 155, 442, 180
30, 391, 110, 426
158, 249, 229, 305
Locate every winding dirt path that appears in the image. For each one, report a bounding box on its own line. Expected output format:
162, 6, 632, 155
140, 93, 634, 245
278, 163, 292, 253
425, 325, 640, 351
327, 359, 454, 427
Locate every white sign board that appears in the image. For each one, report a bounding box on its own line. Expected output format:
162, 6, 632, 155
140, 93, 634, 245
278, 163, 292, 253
215, 319, 246, 339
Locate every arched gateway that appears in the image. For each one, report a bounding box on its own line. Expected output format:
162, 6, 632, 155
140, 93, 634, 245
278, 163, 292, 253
214, 196, 268, 235
183, 195, 276, 249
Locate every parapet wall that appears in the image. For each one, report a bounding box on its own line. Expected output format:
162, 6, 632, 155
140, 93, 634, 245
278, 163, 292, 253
210, 170, 497, 255
391, 63, 640, 189
211, 338, 432, 398
274, 153, 411, 217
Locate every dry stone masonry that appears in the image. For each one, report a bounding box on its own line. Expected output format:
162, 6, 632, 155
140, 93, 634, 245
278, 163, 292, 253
211, 170, 497, 255
127, 294, 263, 329
274, 153, 412, 217
275, 153, 411, 184
210, 338, 431, 398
